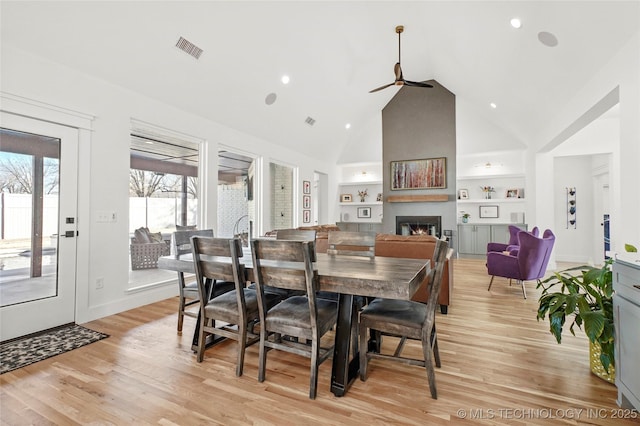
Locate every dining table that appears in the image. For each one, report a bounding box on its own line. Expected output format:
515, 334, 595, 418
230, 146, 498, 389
158, 249, 429, 397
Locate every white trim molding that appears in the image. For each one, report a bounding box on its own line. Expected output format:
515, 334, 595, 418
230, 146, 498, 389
0, 92, 95, 130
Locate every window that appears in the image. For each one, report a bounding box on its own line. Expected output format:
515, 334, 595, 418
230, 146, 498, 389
128, 122, 201, 286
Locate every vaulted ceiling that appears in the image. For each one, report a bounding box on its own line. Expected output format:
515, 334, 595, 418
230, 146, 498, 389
1, 1, 638, 163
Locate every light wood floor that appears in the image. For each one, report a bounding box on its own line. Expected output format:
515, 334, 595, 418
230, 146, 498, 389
2, 258, 637, 425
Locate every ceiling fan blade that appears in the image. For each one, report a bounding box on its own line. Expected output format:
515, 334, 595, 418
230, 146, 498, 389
404, 80, 434, 88
369, 82, 395, 93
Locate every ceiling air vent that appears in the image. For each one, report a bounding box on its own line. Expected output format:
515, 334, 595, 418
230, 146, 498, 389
305, 116, 316, 126
176, 37, 203, 59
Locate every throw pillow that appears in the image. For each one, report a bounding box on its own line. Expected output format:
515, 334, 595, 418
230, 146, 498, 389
149, 232, 164, 243
134, 227, 151, 244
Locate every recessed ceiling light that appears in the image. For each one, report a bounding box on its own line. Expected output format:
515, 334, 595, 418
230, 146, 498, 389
281, 75, 290, 84
510, 18, 522, 29
490, 103, 497, 109
345, 123, 351, 129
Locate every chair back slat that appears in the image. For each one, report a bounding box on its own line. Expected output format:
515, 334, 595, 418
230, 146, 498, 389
257, 266, 312, 291
327, 231, 376, 257
276, 229, 317, 242
250, 239, 318, 294
172, 229, 214, 257
252, 238, 317, 262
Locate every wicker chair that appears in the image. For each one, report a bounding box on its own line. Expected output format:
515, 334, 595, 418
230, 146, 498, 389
130, 227, 170, 270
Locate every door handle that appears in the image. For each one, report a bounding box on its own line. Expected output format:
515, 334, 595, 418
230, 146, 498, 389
61, 230, 77, 238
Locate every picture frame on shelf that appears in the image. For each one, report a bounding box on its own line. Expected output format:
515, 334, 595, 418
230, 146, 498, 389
303, 180, 311, 194
303, 209, 311, 223
303, 195, 311, 209
479, 205, 499, 218
506, 188, 520, 198
340, 193, 353, 202
390, 157, 446, 190
458, 189, 469, 199
357, 207, 372, 218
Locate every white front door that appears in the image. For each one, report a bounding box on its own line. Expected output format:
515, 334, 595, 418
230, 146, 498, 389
0, 112, 79, 341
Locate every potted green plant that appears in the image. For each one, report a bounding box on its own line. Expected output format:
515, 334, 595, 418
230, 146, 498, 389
536, 259, 615, 383
461, 213, 471, 223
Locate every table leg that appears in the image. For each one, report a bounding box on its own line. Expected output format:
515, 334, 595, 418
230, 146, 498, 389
331, 294, 360, 397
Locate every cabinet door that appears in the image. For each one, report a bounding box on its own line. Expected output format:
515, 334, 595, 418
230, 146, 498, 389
457, 225, 476, 254
490, 225, 511, 244
614, 295, 640, 405
475, 225, 492, 253
359, 223, 383, 233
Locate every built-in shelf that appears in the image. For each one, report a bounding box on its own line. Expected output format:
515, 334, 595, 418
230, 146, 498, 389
458, 198, 525, 203
338, 180, 383, 186
339, 201, 383, 206
457, 174, 525, 181
387, 194, 449, 203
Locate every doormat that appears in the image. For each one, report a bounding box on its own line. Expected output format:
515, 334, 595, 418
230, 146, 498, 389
1, 324, 109, 374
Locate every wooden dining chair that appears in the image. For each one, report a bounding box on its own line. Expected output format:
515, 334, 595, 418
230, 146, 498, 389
327, 230, 376, 257
171, 228, 237, 334
250, 238, 338, 399
358, 238, 449, 399
191, 236, 280, 376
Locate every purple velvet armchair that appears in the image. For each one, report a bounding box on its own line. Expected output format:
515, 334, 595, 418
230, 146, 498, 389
486, 229, 555, 299
487, 225, 539, 254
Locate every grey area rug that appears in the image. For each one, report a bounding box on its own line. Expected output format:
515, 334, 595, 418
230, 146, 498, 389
1, 324, 109, 374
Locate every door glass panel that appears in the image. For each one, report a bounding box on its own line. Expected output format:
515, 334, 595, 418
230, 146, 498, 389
0, 128, 60, 307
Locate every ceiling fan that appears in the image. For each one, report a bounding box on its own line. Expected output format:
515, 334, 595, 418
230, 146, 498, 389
369, 25, 433, 93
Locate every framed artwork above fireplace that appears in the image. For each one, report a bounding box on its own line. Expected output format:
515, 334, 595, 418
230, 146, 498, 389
390, 157, 446, 190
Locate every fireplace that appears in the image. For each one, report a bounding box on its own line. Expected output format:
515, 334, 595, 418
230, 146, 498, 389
396, 216, 442, 237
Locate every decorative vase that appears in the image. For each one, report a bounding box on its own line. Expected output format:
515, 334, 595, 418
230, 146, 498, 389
462, 217, 468, 223
485, 192, 491, 199
589, 341, 615, 383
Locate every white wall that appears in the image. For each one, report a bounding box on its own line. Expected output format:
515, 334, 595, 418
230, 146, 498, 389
533, 33, 640, 256
553, 156, 594, 263
1, 45, 335, 324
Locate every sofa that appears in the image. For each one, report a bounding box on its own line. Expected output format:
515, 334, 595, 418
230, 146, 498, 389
289, 224, 341, 253
374, 234, 453, 314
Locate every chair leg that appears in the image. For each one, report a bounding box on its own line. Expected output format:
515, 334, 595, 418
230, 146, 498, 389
422, 334, 438, 399
487, 275, 495, 291
520, 280, 527, 299
359, 323, 368, 381
177, 272, 186, 334
309, 339, 319, 399
196, 315, 207, 363
431, 326, 441, 368
258, 329, 267, 383
236, 321, 247, 377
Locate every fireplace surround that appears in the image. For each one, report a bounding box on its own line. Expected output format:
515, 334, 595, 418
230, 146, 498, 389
395, 216, 442, 237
